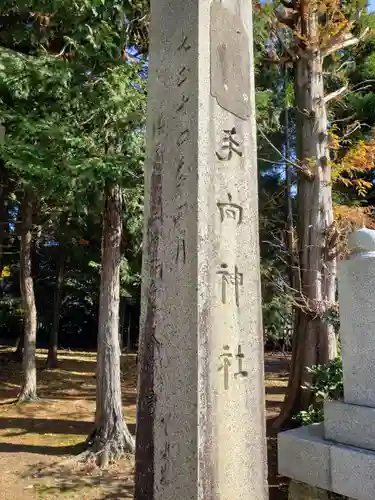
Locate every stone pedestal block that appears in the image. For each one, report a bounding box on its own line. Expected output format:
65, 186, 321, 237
279, 423, 375, 500
278, 425, 331, 491
325, 400, 375, 452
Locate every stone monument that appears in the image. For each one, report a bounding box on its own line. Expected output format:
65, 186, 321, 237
278, 227, 375, 500
135, 1, 268, 499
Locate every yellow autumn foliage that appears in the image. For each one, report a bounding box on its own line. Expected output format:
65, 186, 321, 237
331, 133, 375, 197
334, 204, 374, 230
0, 266, 10, 279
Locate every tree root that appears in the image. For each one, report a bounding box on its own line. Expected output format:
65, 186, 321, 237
56, 428, 135, 470
17, 392, 38, 403
57, 445, 133, 470
55, 449, 93, 469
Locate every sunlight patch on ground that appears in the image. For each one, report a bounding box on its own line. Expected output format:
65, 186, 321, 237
0, 349, 138, 499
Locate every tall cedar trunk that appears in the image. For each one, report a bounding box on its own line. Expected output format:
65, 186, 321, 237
14, 333, 24, 362
0, 165, 8, 269
12, 203, 24, 361
284, 73, 295, 290
91, 183, 134, 465
46, 247, 65, 369
275, 12, 337, 427
135, 153, 162, 500
18, 192, 37, 402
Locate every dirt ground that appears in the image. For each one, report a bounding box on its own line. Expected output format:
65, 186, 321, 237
0, 347, 289, 500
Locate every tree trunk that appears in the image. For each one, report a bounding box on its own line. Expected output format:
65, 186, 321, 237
0, 165, 8, 269
135, 153, 162, 500
89, 183, 134, 465
126, 308, 132, 351
0, 166, 9, 305
275, 12, 337, 427
18, 192, 37, 402
13, 332, 24, 362
284, 71, 295, 290
46, 247, 65, 369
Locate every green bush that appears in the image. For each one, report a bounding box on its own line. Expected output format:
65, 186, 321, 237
294, 357, 343, 425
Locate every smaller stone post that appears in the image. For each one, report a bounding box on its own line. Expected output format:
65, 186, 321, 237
338, 227, 375, 407
278, 228, 375, 500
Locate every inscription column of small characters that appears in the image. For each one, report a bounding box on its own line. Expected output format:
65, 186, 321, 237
173, 33, 192, 267
215, 128, 247, 390
148, 134, 166, 287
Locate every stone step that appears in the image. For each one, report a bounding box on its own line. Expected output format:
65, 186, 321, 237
324, 400, 375, 452
278, 423, 375, 500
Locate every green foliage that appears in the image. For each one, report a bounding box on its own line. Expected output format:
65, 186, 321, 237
263, 294, 292, 341
323, 305, 340, 334
2, 0, 375, 356
0, 0, 147, 345
295, 358, 343, 425
0, 51, 146, 195
0, 1, 149, 57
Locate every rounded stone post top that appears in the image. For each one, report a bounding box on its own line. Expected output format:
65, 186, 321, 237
347, 227, 375, 256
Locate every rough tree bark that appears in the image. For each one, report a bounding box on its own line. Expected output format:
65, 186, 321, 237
87, 183, 135, 465
135, 150, 162, 500
18, 192, 37, 402
0, 165, 8, 269
274, 0, 344, 427
13, 333, 24, 362
46, 247, 65, 369
284, 68, 296, 291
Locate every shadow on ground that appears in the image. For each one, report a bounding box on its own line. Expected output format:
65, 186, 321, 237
0, 347, 289, 500
0, 348, 137, 500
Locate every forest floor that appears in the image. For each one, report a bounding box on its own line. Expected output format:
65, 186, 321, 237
0, 347, 289, 500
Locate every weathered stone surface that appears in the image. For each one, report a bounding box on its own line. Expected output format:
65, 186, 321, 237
279, 421, 375, 499
338, 252, 375, 408
137, 0, 267, 499
325, 400, 375, 452
331, 444, 375, 500
278, 424, 331, 490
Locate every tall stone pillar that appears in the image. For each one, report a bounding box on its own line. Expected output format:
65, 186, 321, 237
136, 1, 268, 499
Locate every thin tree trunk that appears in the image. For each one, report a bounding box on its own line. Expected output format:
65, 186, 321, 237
0, 166, 9, 306
18, 192, 37, 402
13, 332, 24, 362
119, 299, 125, 352
89, 183, 134, 466
0, 165, 8, 268
135, 153, 162, 500
284, 72, 295, 289
275, 12, 337, 428
46, 247, 65, 369
126, 309, 132, 351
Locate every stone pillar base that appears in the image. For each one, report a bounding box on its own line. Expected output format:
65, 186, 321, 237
289, 481, 353, 500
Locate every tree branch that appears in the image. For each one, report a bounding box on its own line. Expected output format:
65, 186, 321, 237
263, 55, 293, 65
258, 127, 301, 170
321, 27, 369, 58
272, 27, 299, 61
324, 86, 348, 103
326, 79, 375, 105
